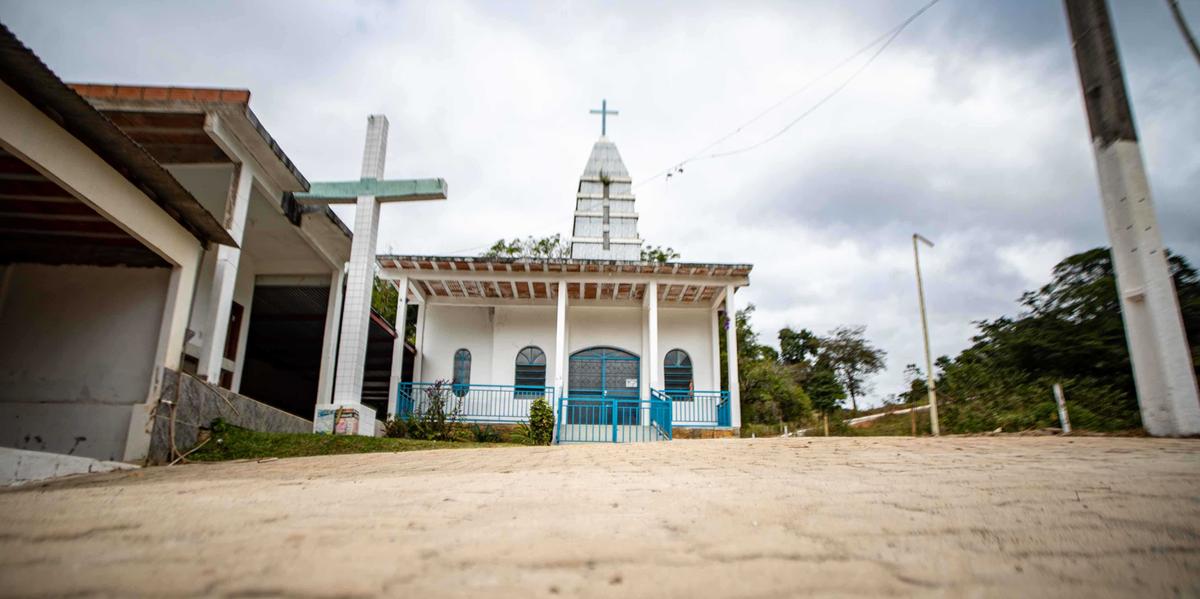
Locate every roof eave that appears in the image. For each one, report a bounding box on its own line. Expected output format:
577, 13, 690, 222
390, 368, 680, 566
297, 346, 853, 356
70, 86, 309, 193
0, 25, 234, 246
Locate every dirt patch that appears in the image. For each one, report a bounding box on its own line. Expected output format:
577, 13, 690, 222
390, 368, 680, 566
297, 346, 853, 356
0, 437, 1196, 597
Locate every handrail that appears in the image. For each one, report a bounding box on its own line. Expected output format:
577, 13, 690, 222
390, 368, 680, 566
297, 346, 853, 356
397, 382, 554, 423
652, 388, 731, 428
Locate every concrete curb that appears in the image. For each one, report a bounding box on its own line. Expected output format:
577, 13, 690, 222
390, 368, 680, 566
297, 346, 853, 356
1, 447, 138, 486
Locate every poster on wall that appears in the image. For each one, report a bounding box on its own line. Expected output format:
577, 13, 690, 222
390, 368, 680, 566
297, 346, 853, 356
314, 406, 360, 435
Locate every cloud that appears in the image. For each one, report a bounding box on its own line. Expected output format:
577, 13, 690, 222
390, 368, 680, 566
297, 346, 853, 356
2, 0, 1195, 407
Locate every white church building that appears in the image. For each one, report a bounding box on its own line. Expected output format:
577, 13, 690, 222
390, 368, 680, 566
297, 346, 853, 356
379, 125, 752, 441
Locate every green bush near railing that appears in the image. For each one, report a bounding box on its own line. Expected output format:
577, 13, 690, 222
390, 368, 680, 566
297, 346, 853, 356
385, 380, 462, 441
529, 397, 554, 445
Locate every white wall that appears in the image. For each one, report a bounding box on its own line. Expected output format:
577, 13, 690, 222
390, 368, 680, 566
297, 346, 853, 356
658, 307, 718, 391
490, 306, 557, 388
566, 305, 641, 357
0, 264, 171, 460
416, 302, 718, 395
419, 304, 494, 384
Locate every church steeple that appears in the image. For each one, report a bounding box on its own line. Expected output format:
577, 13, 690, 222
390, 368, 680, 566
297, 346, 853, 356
568, 137, 643, 261
569, 127, 642, 260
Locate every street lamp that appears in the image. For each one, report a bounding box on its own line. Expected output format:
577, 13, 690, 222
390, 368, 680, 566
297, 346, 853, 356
912, 233, 940, 436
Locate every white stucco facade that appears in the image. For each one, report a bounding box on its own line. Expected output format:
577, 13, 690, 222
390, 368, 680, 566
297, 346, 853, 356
378, 257, 751, 435
418, 304, 719, 393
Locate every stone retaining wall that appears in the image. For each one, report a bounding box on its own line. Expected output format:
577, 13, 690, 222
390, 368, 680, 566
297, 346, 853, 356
147, 370, 311, 464
672, 427, 737, 439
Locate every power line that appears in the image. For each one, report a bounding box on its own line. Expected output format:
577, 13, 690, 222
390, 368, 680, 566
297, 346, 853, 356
636, 0, 943, 189
1167, 0, 1200, 67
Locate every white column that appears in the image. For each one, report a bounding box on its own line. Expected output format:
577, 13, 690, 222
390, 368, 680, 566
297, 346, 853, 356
197, 163, 253, 384
413, 300, 427, 383
725, 285, 742, 428
386, 277, 409, 417
1095, 142, 1200, 436
554, 280, 568, 397
644, 281, 659, 424
640, 288, 649, 402
154, 260, 200, 380
647, 281, 659, 389
127, 260, 200, 462
710, 301, 721, 390
332, 116, 388, 404
316, 266, 346, 404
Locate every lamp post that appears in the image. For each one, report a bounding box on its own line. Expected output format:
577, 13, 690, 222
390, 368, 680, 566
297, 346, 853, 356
912, 233, 940, 436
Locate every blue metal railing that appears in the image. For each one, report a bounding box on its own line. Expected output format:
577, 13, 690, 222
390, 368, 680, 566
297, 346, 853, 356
397, 382, 554, 423
556, 395, 672, 443
653, 389, 731, 427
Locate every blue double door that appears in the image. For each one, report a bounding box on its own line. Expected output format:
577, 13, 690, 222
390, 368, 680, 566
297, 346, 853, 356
567, 347, 641, 425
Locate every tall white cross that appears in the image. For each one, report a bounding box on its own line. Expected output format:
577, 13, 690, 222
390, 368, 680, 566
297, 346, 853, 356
296, 115, 448, 414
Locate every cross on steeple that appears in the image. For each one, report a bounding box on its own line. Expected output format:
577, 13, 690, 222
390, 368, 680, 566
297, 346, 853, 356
589, 99, 619, 136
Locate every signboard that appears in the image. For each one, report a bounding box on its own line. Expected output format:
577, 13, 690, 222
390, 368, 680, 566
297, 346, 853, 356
625, 378, 638, 388
314, 406, 360, 435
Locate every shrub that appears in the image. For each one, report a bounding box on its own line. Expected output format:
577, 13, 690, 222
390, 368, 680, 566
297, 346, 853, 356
528, 396, 554, 445
467, 424, 504, 443
408, 380, 461, 441
384, 417, 409, 438
507, 422, 535, 445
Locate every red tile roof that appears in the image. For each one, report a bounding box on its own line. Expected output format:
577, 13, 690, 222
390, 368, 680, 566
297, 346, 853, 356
69, 84, 250, 105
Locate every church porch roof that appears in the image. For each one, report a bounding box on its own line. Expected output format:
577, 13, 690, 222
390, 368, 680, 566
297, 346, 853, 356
376, 255, 751, 306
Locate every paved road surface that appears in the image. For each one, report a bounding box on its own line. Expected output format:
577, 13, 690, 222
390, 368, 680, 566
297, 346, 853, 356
0, 437, 1197, 597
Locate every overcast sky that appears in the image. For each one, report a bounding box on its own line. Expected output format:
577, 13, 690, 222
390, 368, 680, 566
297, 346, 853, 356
3, 0, 1197, 407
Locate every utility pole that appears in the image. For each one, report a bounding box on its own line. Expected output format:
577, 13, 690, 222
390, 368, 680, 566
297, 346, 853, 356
1063, 0, 1200, 436
912, 233, 939, 436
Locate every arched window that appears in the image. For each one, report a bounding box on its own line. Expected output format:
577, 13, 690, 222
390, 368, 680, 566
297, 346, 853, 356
452, 349, 471, 397
514, 346, 547, 396
664, 349, 693, 399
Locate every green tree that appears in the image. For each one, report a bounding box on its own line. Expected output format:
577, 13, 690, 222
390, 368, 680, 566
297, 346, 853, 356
818, 325, 886, 413
371, 275, 398, 324
779, 327, 821, 367
926, 247, 1199, 433
898, 363, 928, 406
719, 304, 811, 425
482, 234, 571, 259
641, 245, 680, 263
805, 368, 846, 416
482, 236, 682, 263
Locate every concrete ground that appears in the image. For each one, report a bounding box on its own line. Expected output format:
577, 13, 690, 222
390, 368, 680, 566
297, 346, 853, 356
0, 437, 1197, 598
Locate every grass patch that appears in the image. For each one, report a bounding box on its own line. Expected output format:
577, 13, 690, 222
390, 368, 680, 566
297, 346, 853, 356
188, 421, 519, 462
838, 409, 932, 436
